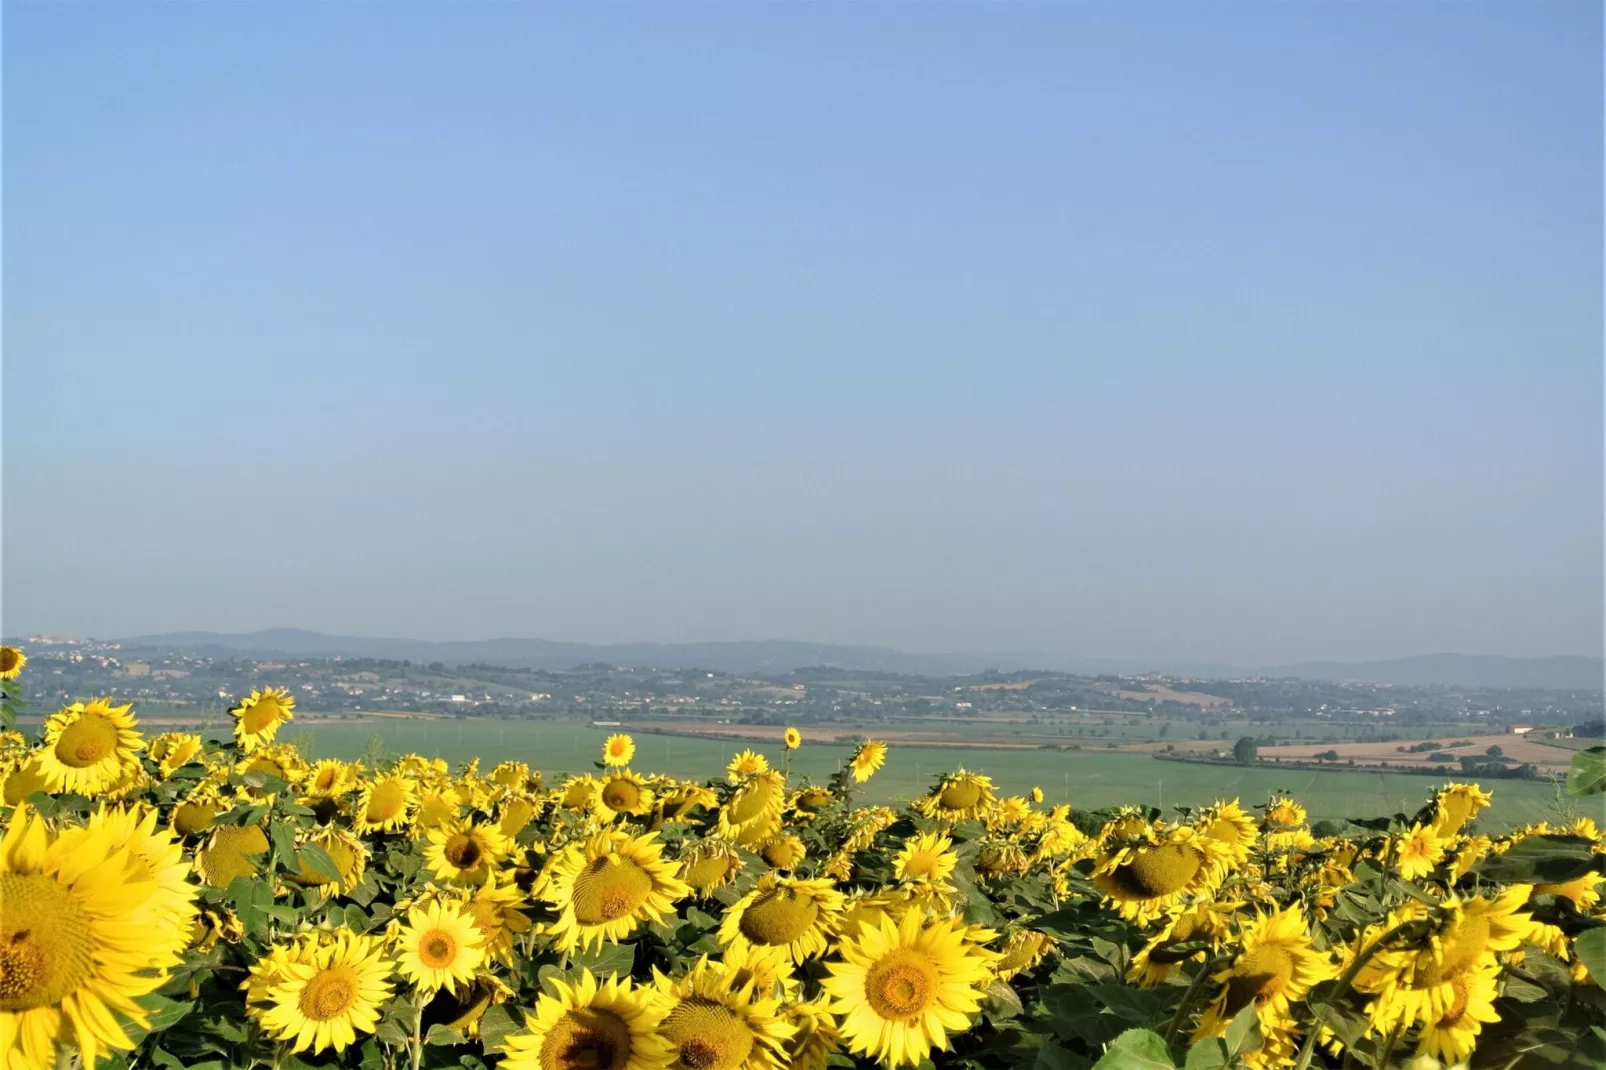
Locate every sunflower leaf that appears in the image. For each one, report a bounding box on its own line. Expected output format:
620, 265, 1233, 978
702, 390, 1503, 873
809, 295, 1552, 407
1568, 747, 1606, 797
476, 1004, 519, 1050
1576, 928, 1606, 987
297, 840, 343, 883
1223, 1002, 1263, 1056
1091, 1028, 1175, 1069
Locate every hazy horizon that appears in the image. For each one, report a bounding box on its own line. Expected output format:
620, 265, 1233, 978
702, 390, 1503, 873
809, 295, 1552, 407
5, 4, 1602, 665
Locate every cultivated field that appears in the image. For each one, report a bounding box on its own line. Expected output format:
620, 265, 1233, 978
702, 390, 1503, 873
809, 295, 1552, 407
1260, 733, 1576, 775
278, 719, 1571, 828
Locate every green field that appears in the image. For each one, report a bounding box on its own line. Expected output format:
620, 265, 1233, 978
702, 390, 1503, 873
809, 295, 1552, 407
276, 719, 1570, 829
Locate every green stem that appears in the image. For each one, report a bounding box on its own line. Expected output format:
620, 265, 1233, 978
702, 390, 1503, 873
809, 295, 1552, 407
1290, 919, 1426, 1070
409, 997, 424, 1070
1163, 957, 1220, 1052
1376, 1022, 1405, 1069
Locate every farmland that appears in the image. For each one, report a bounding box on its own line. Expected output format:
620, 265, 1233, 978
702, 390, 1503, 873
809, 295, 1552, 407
277, 718, 1570, 828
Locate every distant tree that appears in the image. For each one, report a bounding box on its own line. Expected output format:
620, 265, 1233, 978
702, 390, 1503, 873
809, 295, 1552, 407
1233, 737, 1259, 766
1315, 749, 1341, 762
1159, 723, 1170, 737
1486, 744, 1504, 758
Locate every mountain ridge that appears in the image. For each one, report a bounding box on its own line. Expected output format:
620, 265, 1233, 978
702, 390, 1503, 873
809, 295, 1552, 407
100, 628, 1605, 689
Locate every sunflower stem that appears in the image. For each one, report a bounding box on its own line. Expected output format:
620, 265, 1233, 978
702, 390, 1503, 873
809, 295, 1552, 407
1162, 956, 1220, 1052
409, 998, 424, 1070
1289, 918, 1428, 1070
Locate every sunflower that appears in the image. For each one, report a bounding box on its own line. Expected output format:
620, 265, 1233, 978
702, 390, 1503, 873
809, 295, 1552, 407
993, 929, 1056, 982
354, 772, 417, 833
1194, 904, 1334, 1040
395, 900, 486, 996
501, 969, 673, 1070
1533, 870, 1604, 910
679, 840, 745, 895
0, 645, 26, 679
498, 791, 544, 839
456, 877, 535, 964
0, 806, 176, 1069
653, 956, 794, 1070
287, 825, 367, 895
434, 973, 516, 1039
0, 756, 51, 807
1092, 826, 1230, 924
603, 733, 637, 768
1127, 904, 1230, 986
989, 796, 1031, 828
780, 996, 839, 1070
258, 931, 394, 1054
425, 818, 511, 886
542, 830, 690, 952
912, 770, 996, 823
1430, 782, 1493, 839
595, 770, 657, 821
756, 833, 807, 872
196, 823, 270, 887
719, 874, 845, 964
149, 732, 205, 778
719, 771, 787, 845
230, 687, 296, 753
62, 804, 198, 967
304, 758, 357, 800
171, 787, 225, 837
36, 698, 144, 795
658, 782, 719, 823
848, 740, 887, 783
726, 750, 771, 784
1414, 960, 1501, 1064
235, 743, 307, 796
1395, 823, 1447, 881
789, 786, 835, 817
784, 727, 802, 750
1264, 796, 1307, 828
892, 832, 958, 885
1195, 799, 1258, 866
821, 909, 993, 1068
718, 943, 799, 1001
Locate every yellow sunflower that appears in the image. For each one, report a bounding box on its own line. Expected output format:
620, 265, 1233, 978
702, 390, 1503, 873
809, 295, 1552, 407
1091, 826, 1229, 924
425, 818, 511, 886
500, 969, 673, 1070
848, 740, 887, 783
1, 756, 51, 807
994, 929, 1056, 982
1533, 870, 1604, 910
0, 645, 26, 679
497, 791, 544, 839
1395, 823, 1447, 881
602, 733, 637, 767
230, 687, 296, 753
892, 832, 958, 885
1430, 782, 1493, 839
287, 825, 367, 896
1264, 796, 1307, 828
542, 830, 690, 952
653, 956, 794, 1070
754, 833, 805, 871
395, 899, 486, 995
679, 840, 745, 895
354, 772, 417, 833
821, 908, 994, 1068
36, 698, 144, 795
727, 749, 771, 783
718, 771, 787, 845
784, 727, 802, 750
148, 732, 205, 778
61, 804, 198, 967
595, 769, 657, 821
171, 787, 225, 837
1415, 961, 1501, 1065
195, 823, 270, 887
719, 874, 845, 964
782, 996, 839, 1070
1127, 904, 1231, 986
658, 782, 719, 823
1194, 904, 1334, 1040
718, 943, 799, 1000
0, 805, 175, 1069
303, 758, 357, 800
912, 770, 996, 823
1195, 799, 1258, 866
559, 774, 599, 810
257, 931, 394, 1054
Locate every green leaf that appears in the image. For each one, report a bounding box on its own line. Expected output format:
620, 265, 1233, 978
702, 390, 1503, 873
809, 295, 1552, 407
269, 819, 298, 865
1091, 1028, 1175, 1070
1305, 980, 1369, 1050
1472, 835, 1597, 884
1223, 1002, 1263, 1058
136, 993, 195, 1033
375, 1018, 409, 1048
298, 841, 343, 883
1036, 1041, 1092, 1070
1182, 1038, 1228, 1070
1567, 747, 1606, 797
477, 1004, 520, 1051
1575, 928, 1606, 986
982, 979, 1024, 1020
570, 941, 635, 978
425, 1024, 467, 1046
1087, 983, 1162, 1024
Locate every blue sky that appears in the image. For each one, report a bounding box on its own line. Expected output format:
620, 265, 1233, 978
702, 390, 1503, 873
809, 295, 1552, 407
4, 3, 1600, 664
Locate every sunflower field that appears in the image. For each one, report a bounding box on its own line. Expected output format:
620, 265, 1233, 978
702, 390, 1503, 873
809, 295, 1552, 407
2, 650, 1605, 1070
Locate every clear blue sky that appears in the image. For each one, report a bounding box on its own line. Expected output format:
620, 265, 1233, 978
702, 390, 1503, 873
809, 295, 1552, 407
4, 3, 1600, 664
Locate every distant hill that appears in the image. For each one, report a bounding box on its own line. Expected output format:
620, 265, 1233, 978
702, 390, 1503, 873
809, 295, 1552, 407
109, 628, 1603, 689
116, 628, 1026, 676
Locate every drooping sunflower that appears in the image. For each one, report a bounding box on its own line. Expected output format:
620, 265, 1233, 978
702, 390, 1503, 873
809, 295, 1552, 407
757, 833, 807, 871
425, 818, 511, 886
287, 825, 367, 896
726, 749, 771, 783
653, 956, 794, 1070
542, 830, 690, 952
0, 755, 51, 807
258, 931, 394, 1054
848, 740, 887, 783
171, 786, 225, 837
719, 771, 787, 845
784, 727, 802, 750
196, 823, 270, 887
236, 744, 307, 796
912, 770, 996, 823
595, 769, 657, 821
459, 877, 535, 964
559, 774, 599, 810
1395, 823, 1447, 881
892, 832, 958, 885
230, 687, 296, 753
658, 782, 719, 823
303, 758, 358, 800
1127, 903, 1232, 987
602, 733, 637, 768
36, 698, 144, 795
148, 732, 205, 778
1429, 782, 1494, 839
994, 929, 1056, 982
0, 645, 26, 679
821, 908, 994, 1068
0, 805, 173, 1069
718, 942, 799, 1001
1414, 960, 1501, 1065
416, 783, 467, 830
395, 900, 486, 996
497, 791, 545, 839
1194, 904, 1334, 1040
679, 840, 746, 895
719, 874, 845, 964
500, 969, 673, 1070
1533, 870, 1604, 910
1092, 825, 1230, 924
1195, 799, 1259, 866
354, 772, 418, 833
